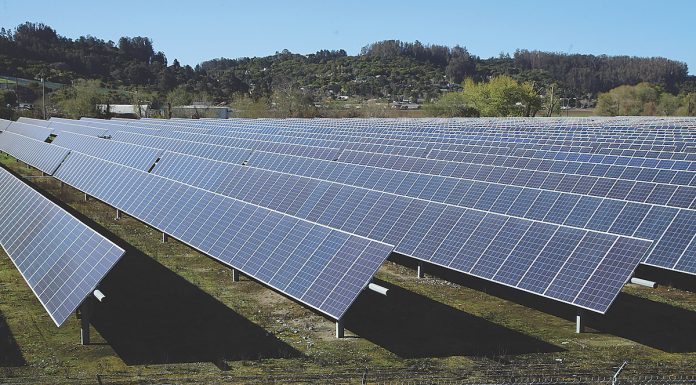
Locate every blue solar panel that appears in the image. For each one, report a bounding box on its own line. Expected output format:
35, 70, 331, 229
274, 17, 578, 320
0, 131, 70, 175
152, 151, 652, 313
0, 118, 11, 131
53, 152, 393, 320
51, 131, 161, 171
5, 122, 53, 141
50, 121, 109, 137
0, 167, 124, 326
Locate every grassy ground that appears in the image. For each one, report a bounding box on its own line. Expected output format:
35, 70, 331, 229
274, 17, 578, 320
0, 154, 695, 384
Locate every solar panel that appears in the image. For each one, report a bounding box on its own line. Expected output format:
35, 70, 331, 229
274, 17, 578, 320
51, 132, 161, 171
53, 152, 393, 320
0, 166, 125, 326
110, 131, 340, 161
17, 117, 52, 127
5, 122, 53, 141
50, 121, 109, 137
337, 150, 696, 210
0, 131, 70, 175
152, 151, 653, 313
0, 118, 12, 131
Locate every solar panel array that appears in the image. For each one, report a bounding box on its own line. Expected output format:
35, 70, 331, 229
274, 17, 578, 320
151, 151, 651, 313
0, 166, 124, 326
74, 116, 696, 278
1, 121, 395, 323
6, 115, 695, 320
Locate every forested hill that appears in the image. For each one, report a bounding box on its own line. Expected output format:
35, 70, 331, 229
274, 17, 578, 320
0, 22, 693, 103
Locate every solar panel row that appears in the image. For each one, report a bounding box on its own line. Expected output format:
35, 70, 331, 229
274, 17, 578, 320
5, 121, 53, 141
0, 131, 70, 175
51, 131, 162, 171
152, 150, 652, 313
0, 166, 124, 326
53, 152, 394, 320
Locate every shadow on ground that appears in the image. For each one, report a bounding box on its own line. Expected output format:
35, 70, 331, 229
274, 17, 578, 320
0, 311, 25, 367
390, 255, 696, 353
345, 278, 563, 359
8, 171, 302, 367
91, 249, 302, 366
634, 264, 696, 293
590, 293, 696, 353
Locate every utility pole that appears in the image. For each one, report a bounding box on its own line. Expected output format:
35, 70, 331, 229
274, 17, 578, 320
41, 77, 46, 119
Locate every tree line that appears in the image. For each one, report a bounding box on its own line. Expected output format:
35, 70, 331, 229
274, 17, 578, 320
0, 22, 694, 119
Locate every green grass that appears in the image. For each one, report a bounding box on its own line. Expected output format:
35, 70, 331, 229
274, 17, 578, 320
1, 156, 695, 383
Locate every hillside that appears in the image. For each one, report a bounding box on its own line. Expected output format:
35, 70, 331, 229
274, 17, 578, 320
1, 22, 694, 106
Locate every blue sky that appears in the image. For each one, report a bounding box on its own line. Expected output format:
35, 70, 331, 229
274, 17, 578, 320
1, 0, 694, 73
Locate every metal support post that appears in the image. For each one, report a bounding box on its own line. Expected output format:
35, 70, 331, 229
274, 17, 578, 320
576, 309, 585, 334
231, 268, 240, 282
336, 318, 345, 338
80, 301, 90, 345
162, 232, 168, 243
115, 208, 121, 220
417, 261, 424, 278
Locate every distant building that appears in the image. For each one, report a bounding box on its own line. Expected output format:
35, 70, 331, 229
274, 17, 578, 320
169, 104, 230, 119
97, 104, 150, 118
390, 101, 420, 110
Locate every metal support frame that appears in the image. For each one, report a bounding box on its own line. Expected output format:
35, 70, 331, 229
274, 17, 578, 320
231, 268, 240, 282
80, 301, 90, 345
576, 309, 585, 334
162, 232, 168, 243
115, 208, 122, 220
335, 318, 345, 338
417, 261, 424, 278
83, 193, 88, 202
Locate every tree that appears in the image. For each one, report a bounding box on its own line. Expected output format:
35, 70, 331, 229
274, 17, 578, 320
425, 75, 541, 117
0, 90, 17, 120
423, 92, 477, 117
596, 83, 696, 116
54, 79, 104, 118
461, 75, 541, 117
271, 86, 319, 118
445, 46, 475, 83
